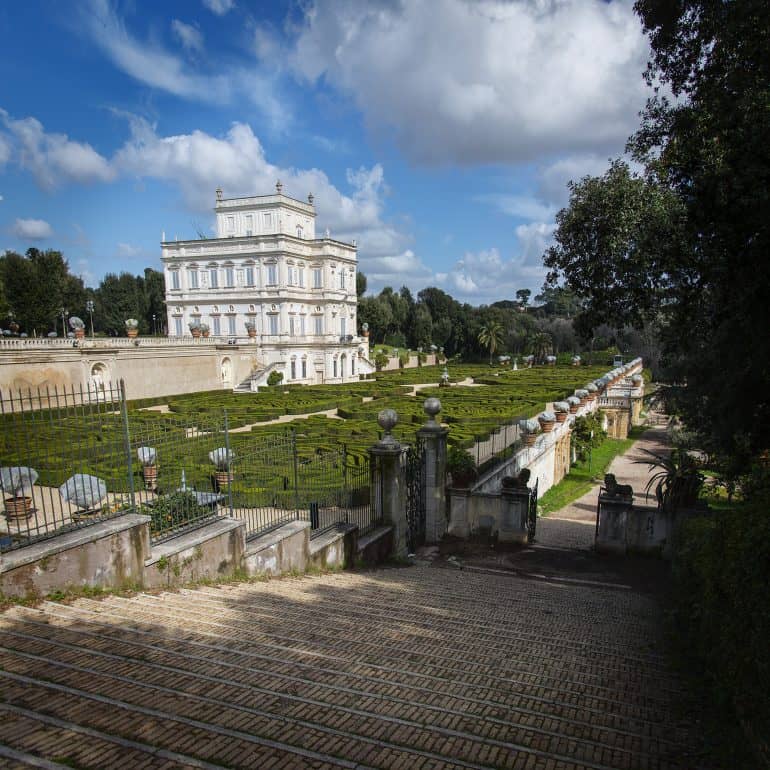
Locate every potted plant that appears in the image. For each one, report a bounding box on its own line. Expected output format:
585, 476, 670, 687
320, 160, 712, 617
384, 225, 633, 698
519, 418, 542, 446
200, 322, 211, 338
636, 448, 704, 512
209, 447, 235, 489
361, 322, 369, 338
553, 401, 570, 422
447, 445, 477, 488
69, 316, 86, 339
137, 446, 158, 490
189, 320, 202, 338
567, 395, 581, 414
585, 382, 598, 401
245, 320, 257, 338
125, 318, 139, 338
1, 466, 38, 521
59, 473, 107, 522
538, 410, 556, 432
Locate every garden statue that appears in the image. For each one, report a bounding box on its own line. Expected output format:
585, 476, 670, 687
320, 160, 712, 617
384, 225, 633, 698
603, 473, 633, 500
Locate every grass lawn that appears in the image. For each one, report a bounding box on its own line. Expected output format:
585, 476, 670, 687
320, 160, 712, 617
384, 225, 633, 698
538, 426, 646, 516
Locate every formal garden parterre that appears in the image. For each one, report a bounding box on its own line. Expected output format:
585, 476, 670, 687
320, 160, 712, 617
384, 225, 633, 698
1, 363, 610, 493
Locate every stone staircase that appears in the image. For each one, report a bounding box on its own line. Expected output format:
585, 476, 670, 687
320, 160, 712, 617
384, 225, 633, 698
233, 362, 281, 393
0, 565, 706, 769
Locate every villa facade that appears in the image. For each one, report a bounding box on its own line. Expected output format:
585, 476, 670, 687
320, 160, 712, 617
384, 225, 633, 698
161, 183, 368, 386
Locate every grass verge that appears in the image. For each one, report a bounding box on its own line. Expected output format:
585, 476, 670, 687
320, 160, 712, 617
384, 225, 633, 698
538, 426, 646, 516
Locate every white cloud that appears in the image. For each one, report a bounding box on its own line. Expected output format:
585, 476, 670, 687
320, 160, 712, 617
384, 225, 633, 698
536, 153, 614, 207
515, 221, 557, 264
113, 115, 409, 263
480, 194, 556, 222
1, 110, 114, 190
81, 0, 231, 103
171, 19, 204, 56
290, 0, 650, 165
79, 1, 288, 130
12, 218, 53, 240
116, 242, 143, 257
202, 0, 234, 15
0, 134, 10, 167
442, 228, 556, 303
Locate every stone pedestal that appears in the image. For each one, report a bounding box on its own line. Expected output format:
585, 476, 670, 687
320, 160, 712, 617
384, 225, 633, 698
368, 409, 407, 559
499, 489, 529, 543
595, 494, 633, 554
447, 488, 471, 538
417, 398, 449, 544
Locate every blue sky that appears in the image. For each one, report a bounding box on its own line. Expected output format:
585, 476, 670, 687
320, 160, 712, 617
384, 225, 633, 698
0, 0, 652, 303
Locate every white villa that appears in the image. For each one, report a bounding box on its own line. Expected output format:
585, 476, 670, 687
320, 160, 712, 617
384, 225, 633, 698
161, 183, 370, 387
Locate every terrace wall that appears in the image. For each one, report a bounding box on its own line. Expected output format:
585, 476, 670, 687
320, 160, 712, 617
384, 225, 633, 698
0, 341, 257, 400
0, 343, 438, 401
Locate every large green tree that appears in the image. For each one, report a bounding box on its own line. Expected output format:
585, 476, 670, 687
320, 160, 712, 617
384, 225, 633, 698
545, 0, 770, 454
0, 249, 87, 336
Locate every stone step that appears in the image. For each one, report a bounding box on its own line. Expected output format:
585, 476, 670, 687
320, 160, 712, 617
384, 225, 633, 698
0, 617, 692, 760
0, 701, 224, 769
0, 643, 679, 770
4, 602, 682, 739
0, 565, 705, 769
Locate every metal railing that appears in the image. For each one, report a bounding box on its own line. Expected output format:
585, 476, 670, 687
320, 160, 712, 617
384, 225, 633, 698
1, 385, 377, 552
0, 382, 134, 551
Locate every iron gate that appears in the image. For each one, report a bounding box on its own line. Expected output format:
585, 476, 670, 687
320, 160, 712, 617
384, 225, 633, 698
527, 477, 539, 542
405, 440, 426, 553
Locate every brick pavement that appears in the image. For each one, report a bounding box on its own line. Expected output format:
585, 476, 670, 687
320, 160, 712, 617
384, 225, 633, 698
1, 554, 706, 769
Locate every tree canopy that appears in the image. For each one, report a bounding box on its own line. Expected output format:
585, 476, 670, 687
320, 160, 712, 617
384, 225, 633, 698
544, 0, 770, 454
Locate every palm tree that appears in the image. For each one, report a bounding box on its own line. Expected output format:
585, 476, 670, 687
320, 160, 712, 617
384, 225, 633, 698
531, 331, 553, 364
478, 320, 505, 364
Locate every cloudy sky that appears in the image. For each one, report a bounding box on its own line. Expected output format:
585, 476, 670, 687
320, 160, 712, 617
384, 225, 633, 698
0, 0, 651, 302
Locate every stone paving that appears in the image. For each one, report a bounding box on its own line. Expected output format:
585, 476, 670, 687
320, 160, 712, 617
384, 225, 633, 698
0, 416, 710, 769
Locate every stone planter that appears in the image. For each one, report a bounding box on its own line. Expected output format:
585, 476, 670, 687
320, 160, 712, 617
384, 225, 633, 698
74, 327, 85, 339
247, 328, 257, 338
191, 328, 201, 339
215, 470, 233, 489
524, 433, 538, 447
555, 412, 568, 423
142, 465, 158, 490
540, 421, 555, 432
569, 405, 578, 414
4, 496, 33, 521
127, 328, 138, 339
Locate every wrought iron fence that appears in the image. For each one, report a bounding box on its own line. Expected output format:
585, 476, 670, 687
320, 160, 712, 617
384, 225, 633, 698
229, 431, 299, 537
0, 382, 134, 551
128, 413, 231, 543
231, 431, 376, 540
1, 384, 377, 552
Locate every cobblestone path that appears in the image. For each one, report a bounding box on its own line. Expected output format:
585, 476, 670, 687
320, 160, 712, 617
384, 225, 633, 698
0, 555, 706, 769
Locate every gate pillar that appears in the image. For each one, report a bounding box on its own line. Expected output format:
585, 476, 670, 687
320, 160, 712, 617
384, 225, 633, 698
369, 409, 408, 559
417, 398, 449, 544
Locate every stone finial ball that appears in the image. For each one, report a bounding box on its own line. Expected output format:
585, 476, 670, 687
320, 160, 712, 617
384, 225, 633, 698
377, 408, 398, 433
423, 397, 441, 419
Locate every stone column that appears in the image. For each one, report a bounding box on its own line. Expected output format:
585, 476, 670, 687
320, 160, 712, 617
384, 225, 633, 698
369, 408, 408, 559
417, 397, 449, 544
